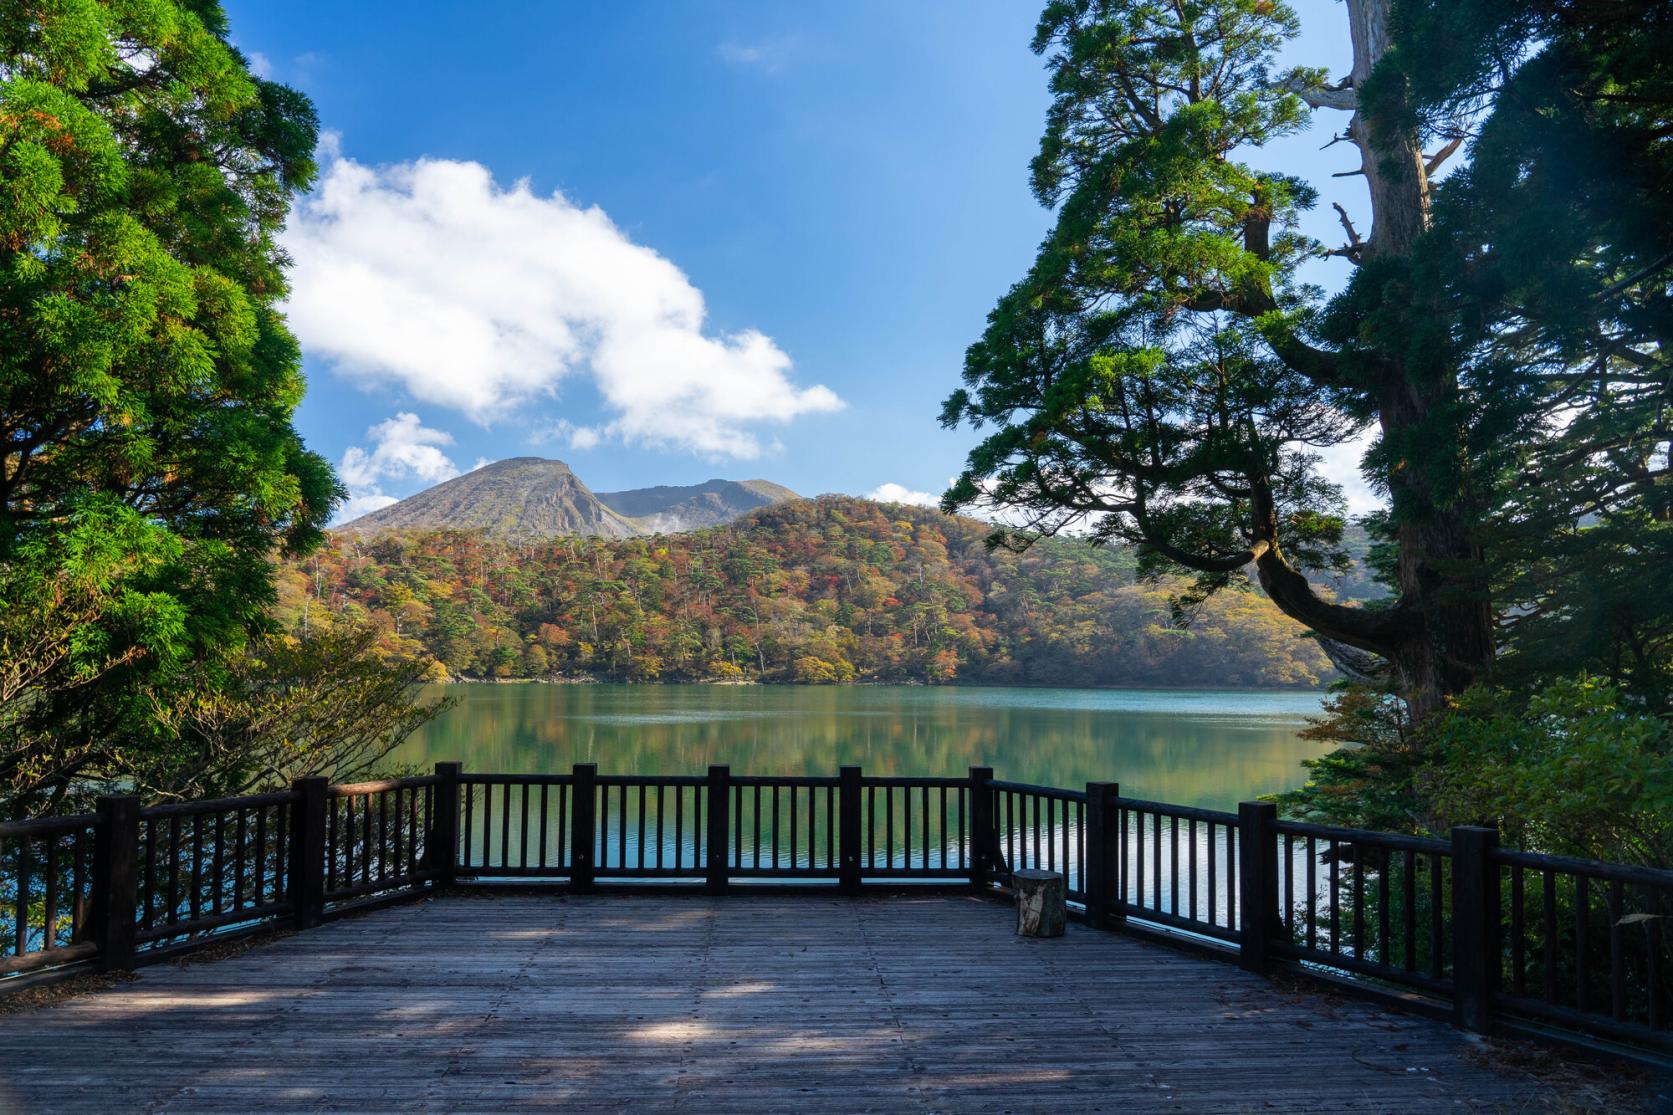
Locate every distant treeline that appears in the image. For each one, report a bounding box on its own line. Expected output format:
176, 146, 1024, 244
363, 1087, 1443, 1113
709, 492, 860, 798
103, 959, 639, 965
280, 497, 1347, 688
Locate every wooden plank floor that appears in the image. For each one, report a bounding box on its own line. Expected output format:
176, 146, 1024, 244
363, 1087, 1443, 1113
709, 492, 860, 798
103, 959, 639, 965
0, 893, 1556, 1113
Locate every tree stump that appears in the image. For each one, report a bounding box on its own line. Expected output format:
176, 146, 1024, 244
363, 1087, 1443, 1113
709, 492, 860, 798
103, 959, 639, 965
1014, 869, 1066, 938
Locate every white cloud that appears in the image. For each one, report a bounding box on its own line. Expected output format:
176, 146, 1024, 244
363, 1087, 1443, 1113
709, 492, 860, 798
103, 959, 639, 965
867, 482, 940, 508
334, 412, 459, 524
282, 144, 842, 457
716, 37, 793, 73
335, 491, 398, 523
1316, 428, 1384, 517
247, 50, 273, 78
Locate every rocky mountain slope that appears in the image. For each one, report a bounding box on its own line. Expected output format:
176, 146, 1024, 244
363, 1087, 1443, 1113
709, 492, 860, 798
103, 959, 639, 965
337, 457, 798, 540
596, 478, 799, 532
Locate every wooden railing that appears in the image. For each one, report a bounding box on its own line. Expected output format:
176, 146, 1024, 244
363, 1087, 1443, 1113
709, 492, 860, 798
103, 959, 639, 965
2, 765, 1669, 1059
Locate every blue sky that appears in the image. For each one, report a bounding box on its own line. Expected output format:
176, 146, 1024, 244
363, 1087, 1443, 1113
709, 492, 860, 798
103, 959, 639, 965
226, 0, 1369, 521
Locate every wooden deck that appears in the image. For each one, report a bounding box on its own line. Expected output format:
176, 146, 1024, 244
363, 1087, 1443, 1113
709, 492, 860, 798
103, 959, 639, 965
0, 893, 1559, 1112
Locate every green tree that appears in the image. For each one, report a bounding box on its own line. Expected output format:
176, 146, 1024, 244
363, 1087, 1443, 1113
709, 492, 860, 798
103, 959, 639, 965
941, 0, 1497, 718
1390, 0, 1673, 711
1, 1, 337, 810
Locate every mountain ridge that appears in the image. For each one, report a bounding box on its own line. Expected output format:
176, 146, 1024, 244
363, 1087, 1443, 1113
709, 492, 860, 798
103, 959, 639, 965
337, 457, 799, 540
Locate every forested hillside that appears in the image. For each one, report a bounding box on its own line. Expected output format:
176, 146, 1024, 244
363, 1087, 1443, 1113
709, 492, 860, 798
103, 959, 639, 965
280, 497, 1338, 688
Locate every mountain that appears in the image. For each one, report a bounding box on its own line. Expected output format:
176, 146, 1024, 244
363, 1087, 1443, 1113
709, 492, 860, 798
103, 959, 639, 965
337, 457, 799, 540
285, 495, 1339, 689
596, 478, 800, 533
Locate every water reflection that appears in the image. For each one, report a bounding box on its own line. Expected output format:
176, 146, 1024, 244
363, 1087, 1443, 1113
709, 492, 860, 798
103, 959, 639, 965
398, 684, 1329, 811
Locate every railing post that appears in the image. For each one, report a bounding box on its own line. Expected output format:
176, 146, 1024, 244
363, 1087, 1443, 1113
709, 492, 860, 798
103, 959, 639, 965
839, 766, 862, 895
1452, 824, 1501, 1033
570, 763, 598, 893
432, 761, 461, 887
969, 766, 997, 891
91, 795, 140, 972
1237, 801, 1279, 974
289, 777, 328, 930
705, 765, 730, 895
1084, 782, 1119, 930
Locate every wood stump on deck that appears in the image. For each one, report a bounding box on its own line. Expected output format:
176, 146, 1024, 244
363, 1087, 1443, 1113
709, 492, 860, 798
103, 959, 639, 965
1014, 869, 1066, 937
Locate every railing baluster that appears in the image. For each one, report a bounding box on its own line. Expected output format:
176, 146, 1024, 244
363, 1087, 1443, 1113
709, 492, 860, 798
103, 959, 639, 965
392, 788, 405, 878
1609, 879, 1626, 1021
1402, 849, 1416, 971
956, 786, 965, 871
363, 791, 374, 884
14, 838, 33, 956
732, 785, 743, 870
673, 782, 684, 871
752, 785, 763, 871
655, 785, 665, 870
72, 831, 88, 943
1023, 790, 1037, 870
190, 814, 204, 923
1118, 806, 1128, 907
254, 806, 268, 906
1377, 849, 1389, 965
1150, 813, 1161, 913
1328, 840, 1340, 953
1226, 825, 1236, 930
463, 778, 475, 869
1351, 843, 1364, 958
886, 786, 896, 871
522, 784, 533, 870
637, 785, 647, 870
1542, 869, 1558, 1003
506, 783, 518, 872
1136, 809, 1146, 910
211, 812, 225, 917
1576, 874, 1590, 1013
166, 816, 180, 926
1193, 820, 1202, 924
556, 779, 568, 870
1169, 815, 1179, 916
1304, 837, 1315, 950
1279, 829, 1290, 941
922, 785, 931, 873
940, 788, 950, 872
538, 784, 549, 871
1429, 852, 1444, 981
1648, 913, 1665, 1031
1510, 865, 1526, 996
42, 835, 59, 952
142, 819, 157, 930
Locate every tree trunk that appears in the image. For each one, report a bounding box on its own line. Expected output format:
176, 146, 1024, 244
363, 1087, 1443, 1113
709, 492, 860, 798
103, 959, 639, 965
1339, 0, 1495, 718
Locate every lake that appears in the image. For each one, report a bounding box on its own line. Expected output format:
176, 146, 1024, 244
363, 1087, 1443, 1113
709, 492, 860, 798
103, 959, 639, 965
394, 684, 1330, 811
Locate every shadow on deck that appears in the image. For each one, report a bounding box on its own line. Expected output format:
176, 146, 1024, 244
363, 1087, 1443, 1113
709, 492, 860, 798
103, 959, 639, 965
0, 894, 1583, 1112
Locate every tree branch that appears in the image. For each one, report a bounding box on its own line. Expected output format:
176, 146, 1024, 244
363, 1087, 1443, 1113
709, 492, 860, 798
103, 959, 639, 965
1285, 76, 1359, 112
1423, 136, 1465, 176
1331, 202, 1365, 263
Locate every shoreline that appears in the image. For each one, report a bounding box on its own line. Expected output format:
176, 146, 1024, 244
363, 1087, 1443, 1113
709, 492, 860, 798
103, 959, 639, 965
435, 676, 1329, 695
